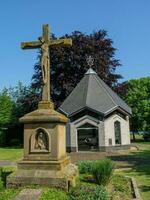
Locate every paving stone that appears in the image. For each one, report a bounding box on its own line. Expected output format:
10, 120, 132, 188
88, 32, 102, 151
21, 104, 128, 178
0, 161, 16, 166
13, 189, 42, 200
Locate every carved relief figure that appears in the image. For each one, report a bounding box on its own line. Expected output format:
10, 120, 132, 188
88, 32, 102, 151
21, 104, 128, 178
41, 42, 50, 85
35, 131, 47, 150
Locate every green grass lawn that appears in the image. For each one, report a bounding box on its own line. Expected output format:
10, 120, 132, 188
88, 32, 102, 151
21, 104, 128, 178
0, 174, 131, 200
117, 168, 150, 200
115, 141, 150, 200
0, 140, 149, 199
0, 148, 23, 161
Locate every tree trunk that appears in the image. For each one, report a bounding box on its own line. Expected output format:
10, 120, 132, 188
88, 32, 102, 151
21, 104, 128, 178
132, 132, 136, 142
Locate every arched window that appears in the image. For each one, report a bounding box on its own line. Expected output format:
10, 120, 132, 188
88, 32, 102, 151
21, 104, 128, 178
114, 121, 121, 145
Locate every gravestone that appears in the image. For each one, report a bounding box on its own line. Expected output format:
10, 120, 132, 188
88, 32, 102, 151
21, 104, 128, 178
7, 24, 78, 191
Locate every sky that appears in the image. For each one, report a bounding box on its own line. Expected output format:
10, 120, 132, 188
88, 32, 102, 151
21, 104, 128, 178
0, 0, 150, 90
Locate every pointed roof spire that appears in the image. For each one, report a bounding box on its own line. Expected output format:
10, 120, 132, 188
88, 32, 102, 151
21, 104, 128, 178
59, 69, 132, 117
85, 68, 97, 75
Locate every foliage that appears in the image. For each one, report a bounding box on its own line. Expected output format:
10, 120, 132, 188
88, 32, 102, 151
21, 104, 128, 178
0, 188, 19, 200
0, 90, 14, 146
0, 166, 15, 186
119, 77, 150, 133
92, 159, 115, 186
108, 175, 132, 200
0, 181, 4, 191
77, 159, 115, 186
0, 82, 38, 146
9, 138, 22, 147
0, 130, 6, 146
76, 160, 94, 174
68, 184, 109, 200
40, 188, 68, 200
0, 90, 13, 128
8, 81, 38, 119
143, 132, 150, 141
32, 30, 121, 107
0, 167, 18, 200
111, 175, 130, 193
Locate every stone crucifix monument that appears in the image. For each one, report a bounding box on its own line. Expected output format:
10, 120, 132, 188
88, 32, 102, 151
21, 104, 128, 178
7, 24, 78, 191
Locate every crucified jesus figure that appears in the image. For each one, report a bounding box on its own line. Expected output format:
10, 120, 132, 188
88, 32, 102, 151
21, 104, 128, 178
40, 42, 50, 100
21, 24, 72, 103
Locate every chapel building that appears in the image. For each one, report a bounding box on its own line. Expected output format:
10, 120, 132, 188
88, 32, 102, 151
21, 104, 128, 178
59, 68, 132, 152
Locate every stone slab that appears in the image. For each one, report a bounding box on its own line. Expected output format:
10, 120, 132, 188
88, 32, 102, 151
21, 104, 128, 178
17, 156, 70, 170
130, 177, 141, 200
13, 189, 42, 200
7, 163, 78, 191
0, 161, 16, 166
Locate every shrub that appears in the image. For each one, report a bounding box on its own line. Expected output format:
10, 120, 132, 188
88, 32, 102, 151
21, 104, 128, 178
10, 138, 22, 147
0, 180, 4, 191
68, 184, 109, 200
143, 132, 150, 141
76, 160, 94, 174
0, 188, 20, 200
0, 167, 15, 187
0, 129, 6, 146
92, 159, 115, 186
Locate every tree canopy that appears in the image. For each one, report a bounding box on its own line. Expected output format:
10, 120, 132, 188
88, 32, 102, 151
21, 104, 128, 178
0, 90, 14, 145
0, 90, 13, 127
120, 77, 150, 132
0, 83, 36, 146
32, 30, 121, 107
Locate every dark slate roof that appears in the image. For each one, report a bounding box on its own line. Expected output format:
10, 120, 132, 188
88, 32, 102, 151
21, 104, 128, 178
59, 68, 132, 117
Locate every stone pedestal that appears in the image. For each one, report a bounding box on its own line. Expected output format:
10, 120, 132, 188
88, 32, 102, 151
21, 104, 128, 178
7, 101, 78, 191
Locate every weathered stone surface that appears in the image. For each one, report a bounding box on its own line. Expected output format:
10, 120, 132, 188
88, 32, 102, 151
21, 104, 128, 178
19, 106, 68, 124
13, 189, 42, 200
17, 157, 70, 170
63, 163, 78, 187
7, 163, 78, 191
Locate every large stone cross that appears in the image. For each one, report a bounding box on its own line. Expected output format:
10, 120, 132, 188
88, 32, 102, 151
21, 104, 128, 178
21, 24, 72, 103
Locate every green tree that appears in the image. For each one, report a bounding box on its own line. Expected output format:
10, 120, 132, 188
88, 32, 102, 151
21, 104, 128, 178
0, 90, 13, 127
9, 81, 38, 120
6, 82, 38, 146
122, 77, 150, 139
0, 82, 37, 146
0, 90, 13, 145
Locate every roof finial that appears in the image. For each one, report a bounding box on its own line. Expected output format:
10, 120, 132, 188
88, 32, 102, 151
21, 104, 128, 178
86, 55, 94, 68
85, 55, 97, 75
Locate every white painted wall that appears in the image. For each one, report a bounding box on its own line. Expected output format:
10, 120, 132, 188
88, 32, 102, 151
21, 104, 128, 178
104, 114, 130, 146
66, 113, 130, 151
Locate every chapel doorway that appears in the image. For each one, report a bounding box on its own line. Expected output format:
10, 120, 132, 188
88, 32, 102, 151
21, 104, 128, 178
114, 121, 121, 145
77, 123, 99, 151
